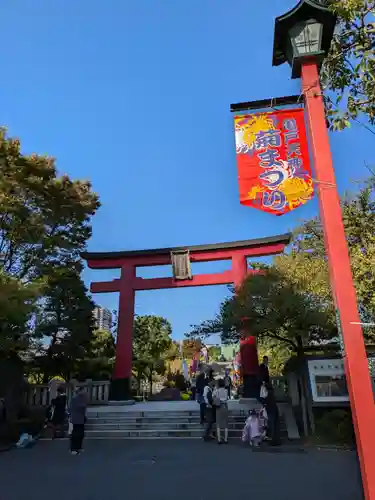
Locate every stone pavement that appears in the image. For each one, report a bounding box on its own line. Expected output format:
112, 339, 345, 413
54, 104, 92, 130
0, 440, 363, 500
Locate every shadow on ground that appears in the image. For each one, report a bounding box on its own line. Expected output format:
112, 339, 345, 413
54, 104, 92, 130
0, 439, 364, 500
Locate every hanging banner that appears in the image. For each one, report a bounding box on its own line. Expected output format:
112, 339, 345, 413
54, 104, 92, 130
234, 107, 313, 215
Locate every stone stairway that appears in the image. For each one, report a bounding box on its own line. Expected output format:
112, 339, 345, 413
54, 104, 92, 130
85, 409, 288, 439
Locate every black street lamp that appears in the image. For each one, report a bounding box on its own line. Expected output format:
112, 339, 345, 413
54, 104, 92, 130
272, 0, 336, 78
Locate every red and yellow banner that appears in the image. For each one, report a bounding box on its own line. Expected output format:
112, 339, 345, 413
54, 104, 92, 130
234, 107, 313, 215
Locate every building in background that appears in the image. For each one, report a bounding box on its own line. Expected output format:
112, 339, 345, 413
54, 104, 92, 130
93, 306, 113, 332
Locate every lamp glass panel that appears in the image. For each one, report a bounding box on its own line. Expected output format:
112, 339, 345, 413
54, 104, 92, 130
289, 21, 323, 56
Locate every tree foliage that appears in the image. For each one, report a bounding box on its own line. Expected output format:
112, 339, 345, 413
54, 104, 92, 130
291, 178, 375, 339
257, 337, 292, 377
322, 0, 375, 130
208, 345, 221, 361
0, 271, 40, 355
75, 329, 116, 381
188, 268, 336, 354
132, 315, 173, 392
0, 128, 100, 281
180, 339, 201, 358
34, 268, 96, 381
0, 127, 100, 373
188, 177, 375, 359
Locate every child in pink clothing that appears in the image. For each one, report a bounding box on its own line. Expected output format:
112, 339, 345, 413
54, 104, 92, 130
242, 409, 262, 447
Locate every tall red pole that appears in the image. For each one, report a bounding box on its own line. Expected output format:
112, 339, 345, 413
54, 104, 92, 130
111, 265, 135, 401
302, 59, 375, 500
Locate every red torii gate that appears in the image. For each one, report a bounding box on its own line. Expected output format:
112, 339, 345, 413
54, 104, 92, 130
82, 233, 291, 401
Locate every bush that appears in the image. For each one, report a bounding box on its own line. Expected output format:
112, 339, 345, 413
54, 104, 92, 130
0, 407, 46, 444
163, 380, 175, 388
166, 371, 187, 391
173, 374, 186, 391
315, 409, 354, 445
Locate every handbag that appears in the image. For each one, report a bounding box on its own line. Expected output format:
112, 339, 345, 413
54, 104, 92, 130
212, 395, 221, 407
212, 389, 221, 407
260, 384, 268, 399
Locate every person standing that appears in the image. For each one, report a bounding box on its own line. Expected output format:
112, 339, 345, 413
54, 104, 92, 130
266, 387, 281, 446
213, 378, 229, 444
51, 386, 67, 438
223, 370, 232, 399
190, 376, 197, 401
69, 387, 88, 455
196, 368, 208, 424
202, 379, 216, 441
207, 368, 215, 383
259, 356, 270, 385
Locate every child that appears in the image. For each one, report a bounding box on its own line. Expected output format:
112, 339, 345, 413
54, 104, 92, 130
242, 409, 262, 447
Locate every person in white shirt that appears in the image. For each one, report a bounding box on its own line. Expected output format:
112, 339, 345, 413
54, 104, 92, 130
212, 378, 229, 444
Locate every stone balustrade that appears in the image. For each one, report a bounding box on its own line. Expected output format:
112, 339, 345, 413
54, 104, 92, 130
26, 376, 287, 406
270, 376, 288, 400
25, 380, 110, 407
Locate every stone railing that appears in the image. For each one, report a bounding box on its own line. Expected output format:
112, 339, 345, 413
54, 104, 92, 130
26, 376, 288, 406
270, 376, 288, 401
26, 380, 110, 407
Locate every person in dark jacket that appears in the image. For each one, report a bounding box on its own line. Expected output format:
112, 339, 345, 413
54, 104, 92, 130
223, 370, 232, 399
266, 387, 281, 446
259, 356, 270, 385
51, 386, 67, 438
69, 387, 88, 455
196, 368, 208, 424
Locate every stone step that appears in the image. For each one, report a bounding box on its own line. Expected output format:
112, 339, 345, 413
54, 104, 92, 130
86, 422, 259, 431
87, 416, 249, 425
87, 411, 200, 417
87, 407, 248, 418
85, 429, 244, 439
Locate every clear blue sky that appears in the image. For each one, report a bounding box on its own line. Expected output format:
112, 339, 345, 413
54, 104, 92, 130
1, 1, 373, 340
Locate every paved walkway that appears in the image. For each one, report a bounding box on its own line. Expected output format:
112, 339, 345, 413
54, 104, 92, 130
0, 440, 363, 500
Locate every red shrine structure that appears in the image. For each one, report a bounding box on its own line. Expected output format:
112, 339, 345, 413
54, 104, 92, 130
82, 233, 291, 401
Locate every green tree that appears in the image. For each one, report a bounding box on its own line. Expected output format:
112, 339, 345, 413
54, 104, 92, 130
208, 345, 221, 361
257, 337, 292, 377
0, 271, 40, 356
34, 267, 96, 382
0, 128, 100, 282
132, 315, 172, 394
74, 328, 116, 381
0, 128, 100, 359
291, 178, 375, 339
188, 268, 335, 355
181, 339, 201, 359
322, 0, 375, 130
165, 341, 180, 361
